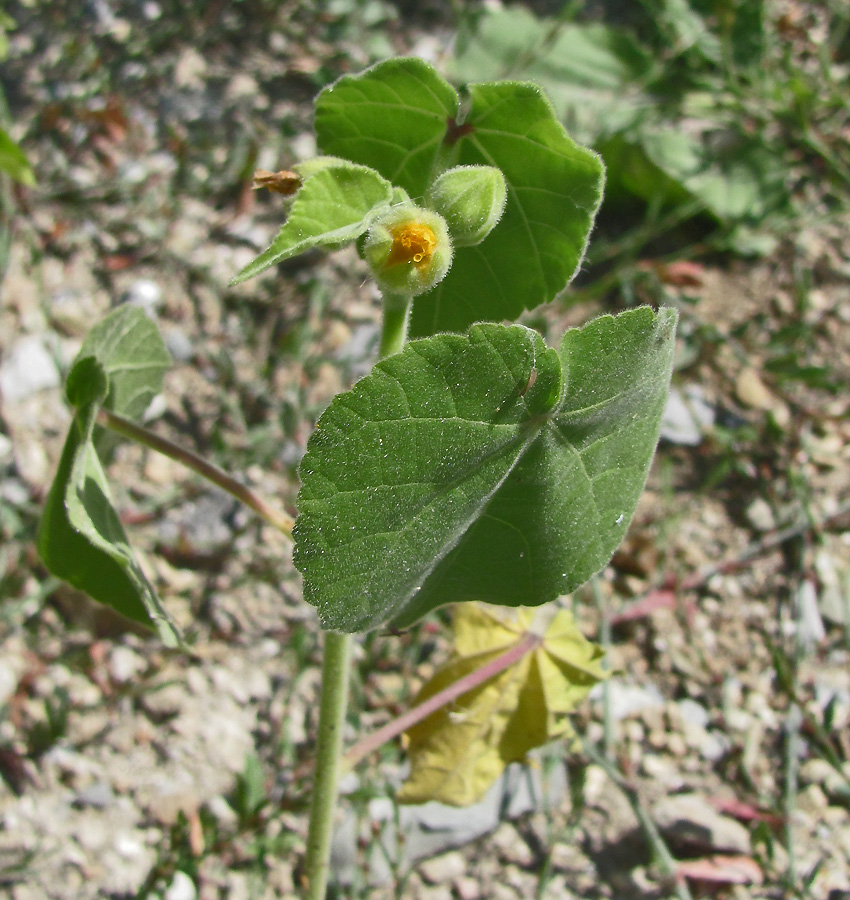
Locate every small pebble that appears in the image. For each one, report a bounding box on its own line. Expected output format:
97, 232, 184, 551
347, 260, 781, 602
164, 870, 196, 900
74, 781, 115, 809
121, 279, 163, 317
0, 336, 60, 402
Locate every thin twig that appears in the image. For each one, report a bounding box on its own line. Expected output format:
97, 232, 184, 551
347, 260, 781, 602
591, 578, 614, 760
98, 408, 294, 538
783, 703, 803, 891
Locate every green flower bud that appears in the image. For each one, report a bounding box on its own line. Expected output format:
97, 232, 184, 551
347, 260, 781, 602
426, 165, 507, 247
364, 205, 453, 297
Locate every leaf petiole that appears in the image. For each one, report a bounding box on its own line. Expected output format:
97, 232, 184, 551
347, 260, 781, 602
343, 630, 542, 771
97, 408, 294, 538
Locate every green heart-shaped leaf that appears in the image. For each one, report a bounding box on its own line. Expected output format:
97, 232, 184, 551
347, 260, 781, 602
315, 58, 458, 199
314, 58, 605, 336
412, 81, 605, 336
294, 306, 677, 632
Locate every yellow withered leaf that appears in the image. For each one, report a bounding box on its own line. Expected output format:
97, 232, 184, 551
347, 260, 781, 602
397, 604, 607, 806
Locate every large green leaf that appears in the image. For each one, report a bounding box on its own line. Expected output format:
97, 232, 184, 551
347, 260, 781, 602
37, 307, 179, 645
412, 81, 604, 336
293, 306, 677, 632
230, 160, 394, 285
314, 58, 605, 336
314, 58, 458, 199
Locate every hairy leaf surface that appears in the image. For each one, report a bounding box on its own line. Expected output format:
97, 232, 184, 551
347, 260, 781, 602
230, 160, 393, 285
294, 306, 677, 632
314, 57, 604, 336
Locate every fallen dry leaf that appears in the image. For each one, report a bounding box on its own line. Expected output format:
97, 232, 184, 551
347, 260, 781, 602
397, 604, 607, 806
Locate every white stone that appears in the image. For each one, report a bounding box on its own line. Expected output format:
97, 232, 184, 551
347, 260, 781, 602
164, 870, 197, 900
660, 385, 714, 445
418, 850, 466, 884
122, 279, 162, 316
0, 336, 60, 403
653, 793, 750, 854
602, 679, 665, 721
108, 646, 146, 684
174, 48, 207, 89
0, 662, 19, 706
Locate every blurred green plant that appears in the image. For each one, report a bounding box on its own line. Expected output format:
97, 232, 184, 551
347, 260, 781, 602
450, 0, 850, 259
0, 10, 34, 281
0, 12, 33, 185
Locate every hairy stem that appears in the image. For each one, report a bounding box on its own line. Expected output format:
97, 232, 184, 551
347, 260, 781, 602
378, 292, 412, 358
304, 291, 413, 898
97, 409, 294, 538
304, 630, 352, 900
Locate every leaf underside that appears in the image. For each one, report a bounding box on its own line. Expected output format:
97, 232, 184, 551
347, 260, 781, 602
37, 306, 179, 646
294, 306, 677, 632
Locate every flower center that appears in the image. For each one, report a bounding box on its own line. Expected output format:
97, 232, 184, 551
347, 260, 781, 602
385, 222, 438, 269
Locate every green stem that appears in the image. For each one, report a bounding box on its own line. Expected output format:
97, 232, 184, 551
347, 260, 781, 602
378, 292, 413, 358
305, 630, 352, 900
97, 409, 294, 538
304, 291, 413, 898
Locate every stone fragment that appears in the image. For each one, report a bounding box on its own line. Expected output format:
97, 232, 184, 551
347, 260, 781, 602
640, 754, 684, 791
653, 793, 750, 854
0, 336, 60, 403
745, 497, 776, 532
795, 579, 825, 650
120, 279, 162, 317
108, 646, 146, 684
140, 683, 186, 719
456, 876, 481, 900
74, 781, 115, 809
660, 385, 715, 445
174, 47, 207, 89
419, 850, 466, 885
603, 680, 665, 721
164, 327, 193, 362
164, 870, 197, 900
418, 886, 453, 900
735, 367, 790, 426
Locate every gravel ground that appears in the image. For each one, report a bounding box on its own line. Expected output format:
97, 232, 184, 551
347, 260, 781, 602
1, 2, 849, 899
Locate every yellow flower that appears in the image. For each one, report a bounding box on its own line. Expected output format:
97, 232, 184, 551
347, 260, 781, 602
364, 206, 452, 297
384, 221, 438, 269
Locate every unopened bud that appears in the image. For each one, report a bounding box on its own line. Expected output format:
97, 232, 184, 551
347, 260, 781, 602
426, 165, 507, 247
364, 205, 453, 297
